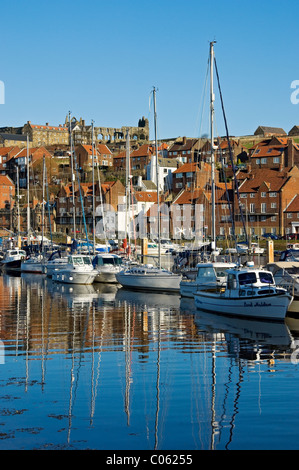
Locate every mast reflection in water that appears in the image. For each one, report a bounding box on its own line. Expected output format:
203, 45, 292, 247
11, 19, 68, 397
0, 272, 299, 450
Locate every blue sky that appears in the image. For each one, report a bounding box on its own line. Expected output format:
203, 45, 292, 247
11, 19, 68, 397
1, 0, 298, 140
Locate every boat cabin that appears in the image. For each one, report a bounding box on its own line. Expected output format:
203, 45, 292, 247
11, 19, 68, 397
68, 255, 93, 266
225, 266, 277, 297
93, 254, 122, 267
195, 262, 236, 286
4, 249, 27, 260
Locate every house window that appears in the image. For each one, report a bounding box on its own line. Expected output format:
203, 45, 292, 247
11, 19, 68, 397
256, 158, 260, 164
250, 203, 255, 213
261, 203, 266, 213
287, 213, 292, 218
271, 216, 276, 221
176, 173, 183, 179
261, 158, 267, 164
250, 193, 255, 198
261, 215, 267, 221
269, 192, 277, 197
273, 157, 280, 164
240, 193, 247, 198
261, 192, 266, 198
176, 183, 183, 189
271, 203, 277, 208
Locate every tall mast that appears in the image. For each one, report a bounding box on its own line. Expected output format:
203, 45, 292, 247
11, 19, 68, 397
153, 87, 161, 268
92, 120, 96, 253
16, 166, 20, 237
125, 129, 131, 250
210, 41, 216, 249
69, 111, 76, 241
42, 155, 45, 250
26, 133, 30, 237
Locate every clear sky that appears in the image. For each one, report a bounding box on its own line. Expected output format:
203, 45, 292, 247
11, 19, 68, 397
1, 0, 298, 140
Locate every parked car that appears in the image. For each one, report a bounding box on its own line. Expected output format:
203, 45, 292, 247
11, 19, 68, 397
262, 233, 279, 240
281, 233, 299, 240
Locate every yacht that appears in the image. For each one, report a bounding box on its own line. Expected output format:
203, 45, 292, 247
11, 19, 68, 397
116, 264, 182, 293
21, 254, 45, 274
52, 254, 97, 285
1, 248, 27, 271
93, 253, 123, 283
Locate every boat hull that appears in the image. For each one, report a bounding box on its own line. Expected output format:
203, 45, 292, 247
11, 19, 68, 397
116, 271, 182, 292
21, 261, 44, 274
52, 270, 97, 285
193, 291, 292, 321
94, 269, 119, 284
1, 259, 22, 271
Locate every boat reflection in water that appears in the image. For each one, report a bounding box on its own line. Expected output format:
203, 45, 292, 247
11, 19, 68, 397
1, 272, 299, 449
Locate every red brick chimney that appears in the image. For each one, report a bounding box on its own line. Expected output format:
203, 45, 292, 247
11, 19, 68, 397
287, 139, 294, 167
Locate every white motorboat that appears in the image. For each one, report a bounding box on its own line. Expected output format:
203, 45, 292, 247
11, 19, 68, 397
1, 248, 27, 271
93, 253, 123, 283
21, 254, 45, 274
193, 262, 293, 321
180, 261, 236, 298
52, 254, 98, 285
116, 264, 182, 293
251, 243, 265, 254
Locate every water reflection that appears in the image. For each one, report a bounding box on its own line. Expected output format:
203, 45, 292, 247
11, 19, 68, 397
0, 272, 299, 449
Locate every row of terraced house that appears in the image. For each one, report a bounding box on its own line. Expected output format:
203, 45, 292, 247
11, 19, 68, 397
0, 123, 299, 240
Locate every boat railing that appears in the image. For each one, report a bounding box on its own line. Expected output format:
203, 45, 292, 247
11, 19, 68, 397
275, 268, 296, 295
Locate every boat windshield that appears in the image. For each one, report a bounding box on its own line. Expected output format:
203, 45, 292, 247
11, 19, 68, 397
258, 272, 274, 284
238, 272, 257, 285
197, 266, 216, 280
69, 256, 91, 266
96, 256, 122, 266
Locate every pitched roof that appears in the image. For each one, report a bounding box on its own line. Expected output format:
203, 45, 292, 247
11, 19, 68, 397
169, 138, 198, 152
97, 144, 112, 155
0, 175, 15, 186
134, 191, 158, 203
130, 144, 153, 158
0, 133, 28, 141
239, 169, 290, 193
285, 194, 299, 212
30, 124, 68, 131
173, 188, 204, 204
173, 162, 199, 174
254, 126, 287, 135
15, 147, 51, 157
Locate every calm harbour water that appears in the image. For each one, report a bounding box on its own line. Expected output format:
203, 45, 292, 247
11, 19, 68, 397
1, 271, 299, 450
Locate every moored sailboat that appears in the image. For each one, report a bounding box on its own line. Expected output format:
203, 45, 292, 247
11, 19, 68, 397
116, 87, 182, 292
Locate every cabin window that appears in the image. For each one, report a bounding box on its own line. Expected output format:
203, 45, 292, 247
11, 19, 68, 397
258, 272, 273, 284
239, 272, 257, 285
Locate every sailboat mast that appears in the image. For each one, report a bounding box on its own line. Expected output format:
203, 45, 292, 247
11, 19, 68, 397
69, 111, 76, 242
42, 155, 45, 248
125, 130, 131, 250
92, 120, 96, 253
153, 87, 161, 268
210, 41, 216, 248
26, 133, 30, 237
16, 166, 20, 237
